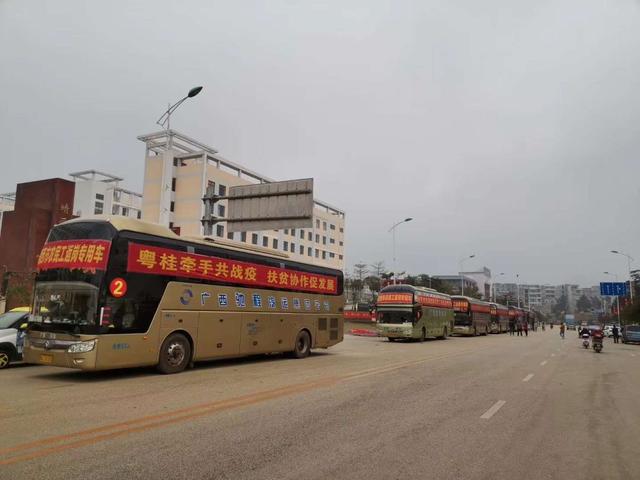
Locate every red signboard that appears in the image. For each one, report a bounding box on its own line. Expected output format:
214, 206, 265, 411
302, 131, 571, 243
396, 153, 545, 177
377, 293, 413, 304
343, 311, 374, 321
416, 294, 452, 309
126, 242, 338, 295
37, 239, 111, 272
452, 299, 469, 312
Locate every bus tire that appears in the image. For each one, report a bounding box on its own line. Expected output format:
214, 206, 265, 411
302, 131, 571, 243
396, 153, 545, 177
157, 333, 191, 374
290, 330, 311, 359
484, 326, 489, 336
388, 337, 396, 342
473, 327, 478, 337
439, 327, 447, 340
420, 328, 426, 342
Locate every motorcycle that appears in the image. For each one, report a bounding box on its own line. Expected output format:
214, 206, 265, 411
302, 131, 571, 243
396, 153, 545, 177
592, 331, 604, 353
582, 333, 590, 349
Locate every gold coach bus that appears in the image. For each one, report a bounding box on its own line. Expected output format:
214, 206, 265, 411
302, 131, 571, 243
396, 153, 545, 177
489, 303, 510, 333
451, 296, 491, 336
24, 217, 344, 374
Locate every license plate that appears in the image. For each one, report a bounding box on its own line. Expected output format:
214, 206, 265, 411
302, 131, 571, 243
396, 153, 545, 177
39, 354, 53, 364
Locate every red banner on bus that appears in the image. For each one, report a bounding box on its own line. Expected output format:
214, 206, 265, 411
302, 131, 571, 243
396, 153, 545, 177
37, 239, 111, 272
126, 242, 338, 295
377, 293, 413, 304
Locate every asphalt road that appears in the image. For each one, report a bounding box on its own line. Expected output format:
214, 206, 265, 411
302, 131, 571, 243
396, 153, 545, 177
2, 328, 639, 479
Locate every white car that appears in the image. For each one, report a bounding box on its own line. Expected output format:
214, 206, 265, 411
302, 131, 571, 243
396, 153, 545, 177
0, 308, 30, 369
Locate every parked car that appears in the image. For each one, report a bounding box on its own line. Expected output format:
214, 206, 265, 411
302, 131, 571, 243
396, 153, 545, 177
621, 325, 640, 344
0, 307, 30, 369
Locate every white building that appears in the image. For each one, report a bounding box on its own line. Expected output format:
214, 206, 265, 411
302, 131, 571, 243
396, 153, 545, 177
138, 130, 346, 270
0, 192, 15, 235
70, 170, 142, 219
460, 267, 492, 300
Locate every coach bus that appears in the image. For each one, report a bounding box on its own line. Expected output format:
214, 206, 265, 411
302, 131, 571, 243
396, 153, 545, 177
451, 296, 491, 336
489, 303, 510, 333
376, 285, 453, 341
24, 217, 344, 374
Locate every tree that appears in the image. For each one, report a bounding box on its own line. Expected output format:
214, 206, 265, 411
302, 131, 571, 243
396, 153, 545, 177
576, 294, 591, 312
353, 263, 368, 281
369, 261, 386, 279
553, 294, 568, 315
364, 275, 381, 299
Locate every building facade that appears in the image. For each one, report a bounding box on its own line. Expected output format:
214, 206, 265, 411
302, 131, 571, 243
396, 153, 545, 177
460, 267, 492, 300
138, 130, 345, 270
0, 178, 75, 311
70, 170, 142, 219
432, 275, 479, 296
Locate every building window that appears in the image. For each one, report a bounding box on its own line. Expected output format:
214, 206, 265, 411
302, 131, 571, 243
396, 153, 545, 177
284, 229, 289, 235
329, 253, 335, 259
322, 236, 327, 245
252, 233, 258, 245
263, 236, 269, 247
315, 249, 319, 258
330, 224, 336, 230
291, 228, 296, 237
170, 201, 175, 212
218, 184, 227, 196
283, 241, 289, 251
339, 255, 343, 260
216, 225, 224, 237
227, 231, 234, 240
340, 227, 344, 233
299, 245, 304, 255
322, 251, 327, 260
173, 158, 179, 167
330, 238, 335, 244
95, 193, 104, 201
273, 239, 278, 249
299, 230, 304, 239
290, 242, 295, 253
169, 222, 174, 229
122, 207, 129, 217
137, 211, 141, 219
307, 232, 312, 241
316, 219, 320, 228
339, 241, 343, 246
315, 234, 320, 243
171, 178, 176, 192
241, 232, 247, 242
112, 205, 120, 215
208, 180, 215, 190
307, 247, 312, 256
94, 201, 103, 214
218, 204, 225, 217
323, 221, 327, 231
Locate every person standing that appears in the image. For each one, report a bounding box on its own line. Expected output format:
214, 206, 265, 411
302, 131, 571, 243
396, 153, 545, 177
559, 323, 565, 339
612, 325, 620, 344
524, 321, 529, 337
517, 321, 523, 336
509, 318, 515, 336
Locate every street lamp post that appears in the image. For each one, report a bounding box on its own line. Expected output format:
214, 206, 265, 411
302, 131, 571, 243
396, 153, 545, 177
388, 218, 413, 285
611, 250, 634, 301
459, 254, 475, 296
604, 271, 621, 325
492, 272, 505, 302
516, 274, 520, 308
156, 86, 204, 148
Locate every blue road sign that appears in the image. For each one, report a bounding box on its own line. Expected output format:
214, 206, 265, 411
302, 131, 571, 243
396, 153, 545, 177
600, 282, 628, 296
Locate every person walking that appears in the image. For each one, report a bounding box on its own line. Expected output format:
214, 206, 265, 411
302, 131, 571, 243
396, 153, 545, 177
517, 321, 523, 336
559, 323, 565, 339
612, 325, 620, 344
524, 321, 529, 337
509, 319, 515, 336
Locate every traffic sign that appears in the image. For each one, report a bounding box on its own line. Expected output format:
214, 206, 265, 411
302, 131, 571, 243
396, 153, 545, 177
600, 282, 628, 296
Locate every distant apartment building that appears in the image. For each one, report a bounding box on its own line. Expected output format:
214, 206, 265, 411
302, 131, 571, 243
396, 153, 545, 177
0, 192, 15, 235
70, 170, 142, 219
138, 130, 345, 270
459, 267, 492, 300
432, 275, 479, 296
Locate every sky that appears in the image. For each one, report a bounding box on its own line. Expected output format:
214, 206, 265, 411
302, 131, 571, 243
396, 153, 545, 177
1, 0, 639, 286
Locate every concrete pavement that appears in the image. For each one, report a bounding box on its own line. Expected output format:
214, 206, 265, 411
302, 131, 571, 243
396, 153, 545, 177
1, 329, 639, 479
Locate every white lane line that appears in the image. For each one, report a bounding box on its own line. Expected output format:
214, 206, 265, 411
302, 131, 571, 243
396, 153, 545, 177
540, 360, 548, 366
522, 373, 534, 382
551, 353, 556, 357
631, 353, 636, 357
481, 400, 506, 419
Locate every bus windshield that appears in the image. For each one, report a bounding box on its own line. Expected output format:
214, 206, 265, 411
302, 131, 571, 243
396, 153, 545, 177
378, 310, 413, 324
32, 282, 99, 329
454, 313, 472, 326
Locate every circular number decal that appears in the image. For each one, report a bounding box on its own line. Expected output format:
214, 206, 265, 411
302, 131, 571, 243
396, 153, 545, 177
109, 278, 127, 298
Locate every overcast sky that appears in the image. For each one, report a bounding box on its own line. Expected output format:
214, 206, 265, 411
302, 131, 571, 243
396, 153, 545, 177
1, 0, 639, 286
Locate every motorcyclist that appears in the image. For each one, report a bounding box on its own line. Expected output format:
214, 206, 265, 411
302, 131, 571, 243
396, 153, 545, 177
579, 326, 590, 338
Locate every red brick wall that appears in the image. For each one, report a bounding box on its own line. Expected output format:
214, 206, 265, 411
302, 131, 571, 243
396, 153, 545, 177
0, 178, 75, 309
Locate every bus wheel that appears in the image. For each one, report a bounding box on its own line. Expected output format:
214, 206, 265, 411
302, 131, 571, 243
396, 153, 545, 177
388, 337, 396, 342
157, 333, 191, 374
291, 330, 311, 359
439, 327, 448, 340
473, 328, 478, 337
485, 327, 489, 336
420, 328, 426, 342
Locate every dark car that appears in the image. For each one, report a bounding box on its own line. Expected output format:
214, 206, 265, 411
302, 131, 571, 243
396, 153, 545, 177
621, 325, 640, 344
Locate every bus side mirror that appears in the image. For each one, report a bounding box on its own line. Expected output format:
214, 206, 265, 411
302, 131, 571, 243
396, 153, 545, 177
20, 323, 28, 330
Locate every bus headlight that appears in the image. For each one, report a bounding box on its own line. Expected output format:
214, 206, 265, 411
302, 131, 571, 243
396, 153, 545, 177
67, 340, 96, 353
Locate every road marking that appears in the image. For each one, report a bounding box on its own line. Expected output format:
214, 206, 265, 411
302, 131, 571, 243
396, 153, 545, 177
522, 373, 534, 382
631, 353, 636, 357
480, 400, 506, 419
0, 345, 492, 466
551, 353, 555, 357
540, 360, 548, 366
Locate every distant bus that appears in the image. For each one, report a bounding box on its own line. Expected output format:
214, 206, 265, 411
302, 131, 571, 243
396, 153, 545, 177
24, 217, 344, 374
451, 296, 491, 336
564, 314, 577, 330
489, 303, 509, 333
376, 285, 453, 341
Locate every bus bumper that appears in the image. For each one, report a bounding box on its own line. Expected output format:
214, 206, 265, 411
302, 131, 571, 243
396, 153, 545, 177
23, 344, 98, 370
377, 324, 413, 339
452, 326, 473, 336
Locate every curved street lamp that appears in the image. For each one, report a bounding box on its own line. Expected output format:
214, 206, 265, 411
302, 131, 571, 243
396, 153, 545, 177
610, 250, 634, 301
459, 254, 475, 296
388, 218, 413, 285
156, 86, 204, 132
